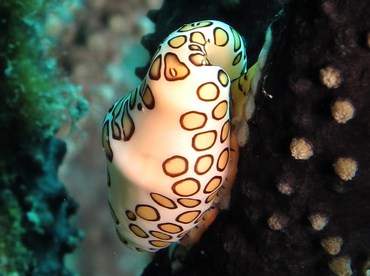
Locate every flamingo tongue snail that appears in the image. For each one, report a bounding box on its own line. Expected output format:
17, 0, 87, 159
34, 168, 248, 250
102, 20, 257, 252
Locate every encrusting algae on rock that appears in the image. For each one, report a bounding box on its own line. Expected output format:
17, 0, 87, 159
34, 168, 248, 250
0, 0, 87, 274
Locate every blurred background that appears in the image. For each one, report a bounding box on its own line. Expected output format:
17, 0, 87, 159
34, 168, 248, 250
55, 0, 163, 275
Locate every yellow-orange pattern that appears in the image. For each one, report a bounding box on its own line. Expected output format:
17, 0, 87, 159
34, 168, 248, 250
103, 20, 249, 252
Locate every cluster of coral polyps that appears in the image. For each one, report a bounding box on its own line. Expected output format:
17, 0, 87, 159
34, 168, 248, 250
262, 1, 370, 274
286, 61, 360, 273
254, 0, 370, 274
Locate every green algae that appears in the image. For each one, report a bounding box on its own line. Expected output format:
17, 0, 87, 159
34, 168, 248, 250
0, 0, 87, 152
0, 189, 33, 275
0, 0, 87, 274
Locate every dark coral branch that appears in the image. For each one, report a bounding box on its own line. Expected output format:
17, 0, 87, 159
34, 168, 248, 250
142, 0, 370, 275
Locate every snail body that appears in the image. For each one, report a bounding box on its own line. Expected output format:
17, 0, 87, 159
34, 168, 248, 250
102, 20, 252, 252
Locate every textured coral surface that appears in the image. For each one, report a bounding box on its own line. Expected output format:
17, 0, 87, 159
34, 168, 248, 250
142, 0, 370, 275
